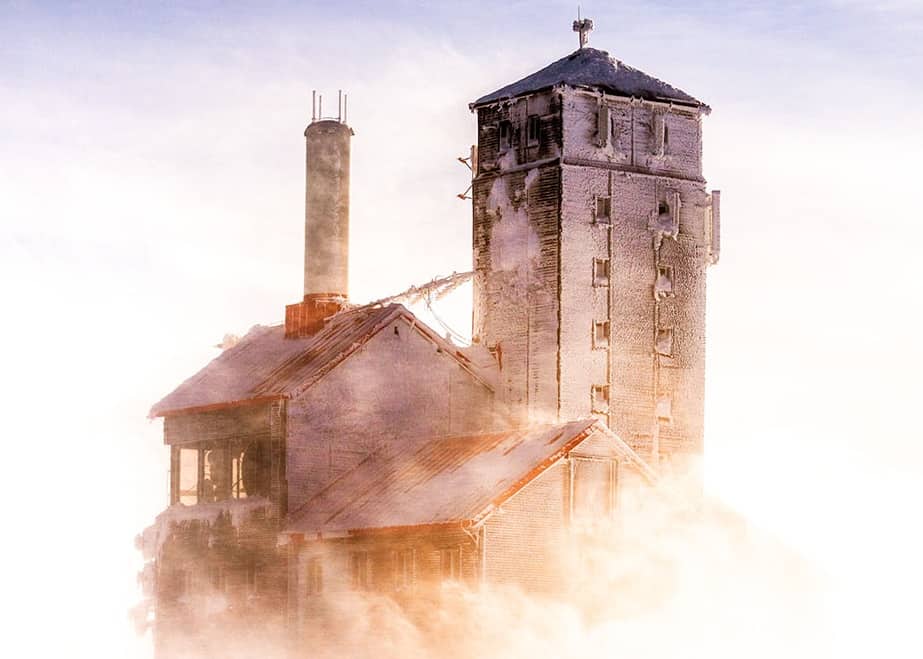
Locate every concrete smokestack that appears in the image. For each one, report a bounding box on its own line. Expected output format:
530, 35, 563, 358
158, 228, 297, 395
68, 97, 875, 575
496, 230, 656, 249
303, 119, 352, 301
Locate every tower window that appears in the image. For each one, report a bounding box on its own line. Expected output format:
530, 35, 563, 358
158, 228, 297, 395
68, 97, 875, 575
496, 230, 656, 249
592, 385, 610, 413
658, 201, 670, 217
655, 328, 674, 356
656, 396, 673, 423
498, 120, 512, 152
595, 196, 611, 223
593, 258, 610, 287
593, 320, 610, 349
527, 115, 541, 146
597, 104, 610, 147
655, 265, 674, 299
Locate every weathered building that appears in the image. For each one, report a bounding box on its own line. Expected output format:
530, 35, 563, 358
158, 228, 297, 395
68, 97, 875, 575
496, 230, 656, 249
139, 30, 720, 657
470, 46, 720, 462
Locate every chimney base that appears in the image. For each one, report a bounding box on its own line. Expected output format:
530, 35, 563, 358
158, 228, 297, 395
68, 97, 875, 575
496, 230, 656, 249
285, 294, 346, 338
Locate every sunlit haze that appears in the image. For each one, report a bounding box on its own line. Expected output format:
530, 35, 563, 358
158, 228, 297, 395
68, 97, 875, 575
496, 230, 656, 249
2, 1, 921, 657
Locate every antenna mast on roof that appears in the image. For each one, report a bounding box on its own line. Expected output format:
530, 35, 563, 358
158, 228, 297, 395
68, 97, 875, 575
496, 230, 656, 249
573, 7, 593, 49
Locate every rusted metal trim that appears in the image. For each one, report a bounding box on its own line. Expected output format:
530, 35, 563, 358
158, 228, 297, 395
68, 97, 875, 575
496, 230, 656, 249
151, 395, 284, 419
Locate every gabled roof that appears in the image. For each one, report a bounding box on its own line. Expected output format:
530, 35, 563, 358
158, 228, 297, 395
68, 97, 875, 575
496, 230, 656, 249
150, 304, 491, 417
285, 419, 655, 538
472, 47, 708, 111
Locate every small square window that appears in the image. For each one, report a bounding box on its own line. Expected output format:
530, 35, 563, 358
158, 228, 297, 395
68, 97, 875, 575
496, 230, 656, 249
595, 196, 611, 223
592, 385, 610, 413
593, 320, 610, 349
498, 120, 512, 152
527, 115, 541, 146
593, 258, 610, 287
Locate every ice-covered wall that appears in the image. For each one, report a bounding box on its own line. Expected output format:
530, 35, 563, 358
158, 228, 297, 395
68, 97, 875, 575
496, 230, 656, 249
472, 91, 562, 423
474, 85, 716, 461
286, 316, 496, 510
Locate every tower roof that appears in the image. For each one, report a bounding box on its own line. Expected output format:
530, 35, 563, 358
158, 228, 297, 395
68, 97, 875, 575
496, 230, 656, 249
472, 47, 709, 112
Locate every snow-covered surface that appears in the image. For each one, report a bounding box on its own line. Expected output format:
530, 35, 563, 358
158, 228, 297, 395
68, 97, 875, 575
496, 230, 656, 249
150, 303, 493, 416
285, 419, 654, 536
140, 496, 271, 560
473, 48, 707, 110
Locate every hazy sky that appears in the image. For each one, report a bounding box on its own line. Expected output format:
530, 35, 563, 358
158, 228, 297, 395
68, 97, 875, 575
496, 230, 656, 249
2, 2, 921, 657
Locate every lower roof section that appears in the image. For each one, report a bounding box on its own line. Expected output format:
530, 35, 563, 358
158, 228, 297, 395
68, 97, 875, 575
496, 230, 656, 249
284, 419, 654, 538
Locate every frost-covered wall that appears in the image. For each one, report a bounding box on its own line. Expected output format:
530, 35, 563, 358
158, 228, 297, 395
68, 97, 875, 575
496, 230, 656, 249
472, 91, 562, 423
286, 317, 496, 511
474, 85, 716, 460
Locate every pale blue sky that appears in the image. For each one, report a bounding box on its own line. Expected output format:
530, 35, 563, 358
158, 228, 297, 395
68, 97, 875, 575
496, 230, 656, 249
2, 2, 921, 657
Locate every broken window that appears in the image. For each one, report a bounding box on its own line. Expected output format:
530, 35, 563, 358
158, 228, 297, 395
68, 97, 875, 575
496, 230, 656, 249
595, 196, 611, 223
350, 552, 371, 591
498, 120, 512, 152
440, 547, 462, 581
593, 320, 610, 349
527, 115, 541, 146
572, 457, 615, 521
178, 448, 199, 505
591, 384, 610, 413
655, 328, 674, 356
393, 549, 414, 591
306, 557, 323, 596
593, 258, 610, 287
655, 265, 674, 299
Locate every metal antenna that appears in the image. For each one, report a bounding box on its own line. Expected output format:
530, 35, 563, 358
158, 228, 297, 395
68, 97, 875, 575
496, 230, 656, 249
344, 93, 348, 124
338, 89, 342, 122
312, 90, 316, 121
319, 94, 323, 119
573, 8, 594, 49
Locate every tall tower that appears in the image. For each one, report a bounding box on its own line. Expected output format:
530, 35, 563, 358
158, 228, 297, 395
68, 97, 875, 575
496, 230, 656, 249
470, 44, 720, 464
286, 91, 354, 338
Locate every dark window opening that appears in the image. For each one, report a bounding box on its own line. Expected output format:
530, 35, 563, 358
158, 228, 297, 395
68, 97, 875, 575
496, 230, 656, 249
595, 196, 611, 222
527, 115, 541, 146
658, 201, 670, 217
498, 120, 512, 152
593, 321, 610, 349
593, 258, 610, 287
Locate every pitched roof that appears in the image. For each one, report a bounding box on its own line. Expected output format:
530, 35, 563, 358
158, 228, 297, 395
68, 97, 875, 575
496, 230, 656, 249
472, 47, 708, 111
285, 419, 655, 537
150, 304, 491, 417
